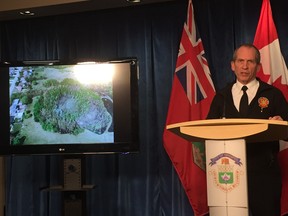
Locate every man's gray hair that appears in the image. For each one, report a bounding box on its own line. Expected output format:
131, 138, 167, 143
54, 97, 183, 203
232, 43, 261, 64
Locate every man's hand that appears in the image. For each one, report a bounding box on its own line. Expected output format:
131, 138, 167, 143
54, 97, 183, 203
269, 116, 283, 120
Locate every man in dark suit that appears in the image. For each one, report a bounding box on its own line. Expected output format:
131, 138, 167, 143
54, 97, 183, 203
207, 43, 288, 216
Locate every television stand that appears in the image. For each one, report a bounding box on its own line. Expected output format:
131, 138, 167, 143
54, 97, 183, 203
42, 156, 95, 216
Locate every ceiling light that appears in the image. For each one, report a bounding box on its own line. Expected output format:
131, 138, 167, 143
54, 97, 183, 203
126, 0, 141, 3
19, 10, 35, 16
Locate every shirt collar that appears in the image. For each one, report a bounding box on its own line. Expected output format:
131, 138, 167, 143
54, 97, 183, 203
235, 79, 258, 92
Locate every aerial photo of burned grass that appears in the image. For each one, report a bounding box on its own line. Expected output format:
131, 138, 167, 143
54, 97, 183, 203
9, 65, 114, 145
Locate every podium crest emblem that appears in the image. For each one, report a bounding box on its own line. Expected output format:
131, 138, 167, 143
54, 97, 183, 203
208, 153, 243, 192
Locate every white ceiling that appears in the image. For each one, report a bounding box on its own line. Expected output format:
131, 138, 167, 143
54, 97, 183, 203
0, 0, 173, 21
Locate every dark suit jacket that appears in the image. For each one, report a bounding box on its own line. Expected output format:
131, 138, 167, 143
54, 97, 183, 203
207, 79, 288, 121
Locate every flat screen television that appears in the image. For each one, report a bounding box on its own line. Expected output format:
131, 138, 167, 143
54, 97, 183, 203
0, 58, 139, 155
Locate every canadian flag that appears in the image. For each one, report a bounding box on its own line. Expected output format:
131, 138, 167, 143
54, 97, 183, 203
253, 0, 288, 215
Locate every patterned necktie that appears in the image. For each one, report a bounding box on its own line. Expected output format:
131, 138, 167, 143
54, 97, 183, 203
239, 85, 248, 117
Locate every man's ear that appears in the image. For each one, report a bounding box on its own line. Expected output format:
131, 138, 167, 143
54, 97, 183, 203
231, 61, 235, 71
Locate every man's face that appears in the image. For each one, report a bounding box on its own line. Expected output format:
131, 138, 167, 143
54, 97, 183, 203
231, 46, 261, 85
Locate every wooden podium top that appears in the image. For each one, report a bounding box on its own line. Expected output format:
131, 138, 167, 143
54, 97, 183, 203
167, 118, 288, 142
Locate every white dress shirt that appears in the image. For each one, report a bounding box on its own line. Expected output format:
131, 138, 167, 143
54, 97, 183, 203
232, 79, 259, 111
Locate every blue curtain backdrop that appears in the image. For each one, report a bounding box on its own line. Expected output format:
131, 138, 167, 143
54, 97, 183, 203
1, 0, 288, 215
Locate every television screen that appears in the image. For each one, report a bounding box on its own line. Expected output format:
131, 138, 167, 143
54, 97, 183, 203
0, 59, 139, 155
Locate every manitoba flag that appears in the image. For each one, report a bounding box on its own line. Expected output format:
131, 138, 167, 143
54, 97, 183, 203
253, 0, 288, 215
163, 0, 215, 215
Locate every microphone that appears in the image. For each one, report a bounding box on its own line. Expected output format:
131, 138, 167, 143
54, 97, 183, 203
220, 93, 226, 119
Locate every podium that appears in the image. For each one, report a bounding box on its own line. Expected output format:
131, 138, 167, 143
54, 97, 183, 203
167, 118, 288, 216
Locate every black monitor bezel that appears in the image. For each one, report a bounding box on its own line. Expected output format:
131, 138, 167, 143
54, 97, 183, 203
0, 58, 139, 156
